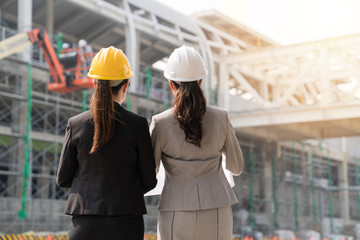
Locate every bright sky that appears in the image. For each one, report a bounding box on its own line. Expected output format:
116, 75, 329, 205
157, 0, 360, 45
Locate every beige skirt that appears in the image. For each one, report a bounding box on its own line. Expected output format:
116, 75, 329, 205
157, 206, 233, 240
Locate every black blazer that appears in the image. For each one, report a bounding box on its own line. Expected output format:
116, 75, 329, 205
56, 103, 157, 216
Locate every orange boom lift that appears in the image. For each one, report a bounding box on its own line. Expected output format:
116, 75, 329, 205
0, 28, 94, 93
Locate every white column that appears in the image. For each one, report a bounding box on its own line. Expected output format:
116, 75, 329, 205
46, 0, 54, 37
124, 0, 139, 93
263, 143, 273, 225
17, 0, 32, 62
14, 0, 32, 198
339, 138, 350, 222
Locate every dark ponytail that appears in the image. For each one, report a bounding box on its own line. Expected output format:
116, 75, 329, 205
90, 80, 114, 153
172, 81, 206, 148
90, 79, 129, 153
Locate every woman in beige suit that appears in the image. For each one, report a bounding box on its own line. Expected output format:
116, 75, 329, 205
150, 46, 245, 240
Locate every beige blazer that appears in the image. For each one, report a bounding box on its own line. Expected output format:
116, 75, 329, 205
150, 105, 244, 211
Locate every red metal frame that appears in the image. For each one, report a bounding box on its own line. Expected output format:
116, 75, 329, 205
27, 29, 94, 93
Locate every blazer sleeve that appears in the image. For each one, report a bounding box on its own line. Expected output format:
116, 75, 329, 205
149, 117, 161, 174
56, 119, 78, 188
223, 112, 245, 176
137, 118, 157, 194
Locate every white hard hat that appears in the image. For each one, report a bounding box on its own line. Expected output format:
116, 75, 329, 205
164, 46, 208, 82
78, 39, 87, 48
62, 43, 70, 49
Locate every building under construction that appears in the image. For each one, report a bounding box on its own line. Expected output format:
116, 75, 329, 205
0, 0, 360, 238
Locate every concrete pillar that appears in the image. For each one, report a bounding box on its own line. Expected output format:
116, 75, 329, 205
339, 138, 350, 221
10, 69, 29, 198
125, 31, 140, 113
15, 0, 32, 200
307, 145, 318, 223
263, 142, 273, 229
18, 0, 32, 62
218, 60, 229, 109
125, 0, 139, 97
39, 157, 51, 199
46, 0, 54, 36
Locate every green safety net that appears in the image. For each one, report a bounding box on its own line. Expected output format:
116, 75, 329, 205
292, 142, 299, 230
310, 146, 317, 223
82, 90, 87, 112
126, 94, 131, 111
210, 89, 216, 106
248, 149, 255, 229
163, 101, 168, 111
356, 158, 360, 221
145, 67, 168, 110
325, 146, 334, 232
146, 68, 151, 99
18, 63, 32, 220
56, 33, 63, 57
272, 155, 278, 228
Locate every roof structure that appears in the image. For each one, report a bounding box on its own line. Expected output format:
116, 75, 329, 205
1, 0, 359, 141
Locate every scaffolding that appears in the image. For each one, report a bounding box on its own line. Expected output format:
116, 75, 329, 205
0, 0, 360, 236
0, 23, 172, 232
231, 139, 360, 237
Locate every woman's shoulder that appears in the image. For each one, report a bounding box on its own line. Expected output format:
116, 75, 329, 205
205, 105, 227, 117
68, 110, 92, 125
152, 108, 173, 122
114, 104, 147, 123
206, 105, 227, 113
123, 108, 146, 121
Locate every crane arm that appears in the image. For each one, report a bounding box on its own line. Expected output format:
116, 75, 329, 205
0, 29, 68, 91
28, 29, 66, 88
0, 28, 93, 93
0, 32, 33, 60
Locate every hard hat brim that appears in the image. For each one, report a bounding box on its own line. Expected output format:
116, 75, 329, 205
87, 71, 134, 80
164, 73, 207, 82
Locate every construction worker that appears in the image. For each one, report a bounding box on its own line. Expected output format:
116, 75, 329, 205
78, 39, 93, 73
150, 46, 245, 240
56, 46, 157, 240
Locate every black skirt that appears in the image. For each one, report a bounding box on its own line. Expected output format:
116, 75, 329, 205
68, 214, 144, 240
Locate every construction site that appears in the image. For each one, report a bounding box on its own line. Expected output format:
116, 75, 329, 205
0, 0, 360, 239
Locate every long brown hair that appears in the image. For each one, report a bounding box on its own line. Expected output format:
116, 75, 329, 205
90, 79, 128, 153
172, 81, 206, 148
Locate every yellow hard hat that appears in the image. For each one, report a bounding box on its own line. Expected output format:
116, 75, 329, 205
87, 46, 134, 80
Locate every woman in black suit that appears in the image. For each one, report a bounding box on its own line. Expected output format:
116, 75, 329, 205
56, 46, 157, 240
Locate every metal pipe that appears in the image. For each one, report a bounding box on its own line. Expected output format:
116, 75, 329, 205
326, 147, 334, 232
292, 141, 299, 230
272, 155, 278, 228
249, 148, 255, 229
311, 146, 317, 222
356, 158, 360, 221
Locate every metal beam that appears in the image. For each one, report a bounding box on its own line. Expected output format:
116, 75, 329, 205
0, 0, 13, 9
197, 21, 250, 51
77, 19, 111, 39
125, 0, 138, 93
326, 186, 360, 191
230, 67, 265, 105
46, 0, 54, 36
55, 10, 88, 32
229, 102, 360, 128
280, 61, 314, 104
225, 34, 360, 64
86, 22, 116, 42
